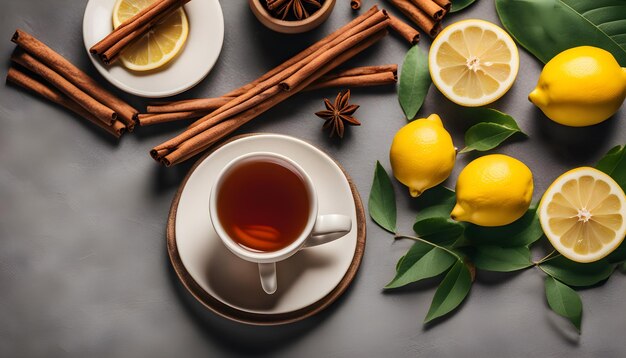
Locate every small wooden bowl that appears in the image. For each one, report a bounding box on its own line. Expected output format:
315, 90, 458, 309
249, 0, 336, 34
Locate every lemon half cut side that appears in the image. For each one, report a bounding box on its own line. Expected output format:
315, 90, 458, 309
113, 0, 189, 71
539, 167, 626, 263
429, 19, 519, 107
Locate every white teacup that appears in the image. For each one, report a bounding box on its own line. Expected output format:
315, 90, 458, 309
209, 152, 352, 294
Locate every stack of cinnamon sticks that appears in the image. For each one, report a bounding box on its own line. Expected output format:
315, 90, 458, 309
150, 6, 390, 166
90, 0, 190, 65
139, 64, 398, 126
387, 0, 451, 38
7, 30, 137, 138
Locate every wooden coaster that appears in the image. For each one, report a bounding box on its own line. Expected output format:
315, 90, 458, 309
167, 134, 367, 325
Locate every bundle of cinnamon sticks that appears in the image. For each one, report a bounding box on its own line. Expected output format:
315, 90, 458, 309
150, 6, 390, 166
7, 30, 137, 138
90, 0, 190, 65
387, 0, 451, 37
139, 64, 398, 126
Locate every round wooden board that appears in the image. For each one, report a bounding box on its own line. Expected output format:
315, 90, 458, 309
166, 133, 367, 326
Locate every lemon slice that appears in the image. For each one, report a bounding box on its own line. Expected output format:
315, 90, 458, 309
429, 19, 519, 107
538, 167, 626, 263
112, 0, 189, 71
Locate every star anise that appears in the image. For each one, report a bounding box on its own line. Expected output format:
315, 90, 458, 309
267, 0, 322, 21
315, 89, 361, 138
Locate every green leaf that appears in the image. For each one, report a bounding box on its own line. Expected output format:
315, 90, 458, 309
496, 0, 626, 66
460, 108, 526, 153
395, 241, 431, 273
460, 123, 520, 153
471, 246, 533, 272
424, 260, 472, 323
368, 161, 397, 233
540, 256, 615, 287
398, 45, 431, 120
413, 217, 466, 247
465, 107, 523, 130
595, 144, 626, 192
545, 276, 582, 332
465, 206, 543, 247
386, 242, 456, 289
451, 0, 477, 13
414, 185, 457, 222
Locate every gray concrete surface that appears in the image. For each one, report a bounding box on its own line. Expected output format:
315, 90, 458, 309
1, 0, 625, 357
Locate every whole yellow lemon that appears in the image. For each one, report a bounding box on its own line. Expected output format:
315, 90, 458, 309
529, 46, 626, 127
390, 114, 456, 197
451, 154, 533, 227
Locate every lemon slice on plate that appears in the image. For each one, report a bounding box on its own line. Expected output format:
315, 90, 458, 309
539, 167, 626, 263
112, 0, 189, 71
429, 19, 519, 107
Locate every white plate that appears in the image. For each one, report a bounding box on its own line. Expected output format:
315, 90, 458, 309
174, 134, 358, 315
82, 0, 224, 98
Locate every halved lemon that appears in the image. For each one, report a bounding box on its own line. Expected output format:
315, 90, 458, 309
538, 167, 626, 263
112, 0, 189, 71
429, 19, 519, 107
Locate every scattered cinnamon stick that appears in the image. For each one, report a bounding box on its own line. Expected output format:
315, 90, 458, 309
386, 0, 441, 37
433, 0, 451, 12
305, 64, 397, 90
409, 0, 444, 21
151, 7, 389, 166
159, 30, 388, 166
388, 14, 420, 45
140, 65, 397, 126
11, 29, 137, 130
147, 97, 232, 114
188, 8, 388, 131
11, 51, 117, 126
6, 67, 125, 138
137, 111, 209, 126
307, 71, 397, 91
89, 0, 190, 64
351, 0, 362, 10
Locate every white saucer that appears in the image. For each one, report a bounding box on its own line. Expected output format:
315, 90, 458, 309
168, 134, 365, 323
82, 0, 224, 98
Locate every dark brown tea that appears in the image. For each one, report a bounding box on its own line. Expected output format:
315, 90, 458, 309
216, 158, 310, 252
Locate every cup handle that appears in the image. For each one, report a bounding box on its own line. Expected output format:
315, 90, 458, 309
303, 214, 352, 248
258, 262, 277, 294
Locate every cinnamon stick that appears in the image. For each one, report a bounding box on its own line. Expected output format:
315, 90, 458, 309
306, 71, 397, 91
137, 111, 209, 126
386, 0, 441, 37
351, 0, 362, 10
89, 0, 190, 64
433, 0, 451, 12
11, 51, 117, 126
312, 64, 398, 81
388, 14, 420, 45
154, 29, 388, 166
11, 29, 138, 130
188, 8, 388, 131
409, 0, 444, 21
147, 97, 232, 114
6, 67, 125, 138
